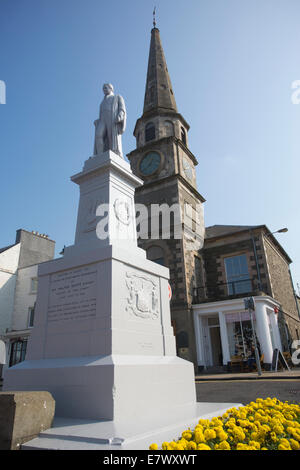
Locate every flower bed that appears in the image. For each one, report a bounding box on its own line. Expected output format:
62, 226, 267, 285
149, 398, 300, 450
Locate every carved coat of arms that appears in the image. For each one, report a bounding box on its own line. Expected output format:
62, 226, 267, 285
125, 272, 159, 320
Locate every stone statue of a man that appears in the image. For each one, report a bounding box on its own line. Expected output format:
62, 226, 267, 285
94, 83, 127, 158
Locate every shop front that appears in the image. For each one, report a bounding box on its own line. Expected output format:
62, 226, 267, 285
193, 296, 282, 372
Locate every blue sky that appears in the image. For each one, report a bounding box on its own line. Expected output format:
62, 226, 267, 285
1, 0, 300, 288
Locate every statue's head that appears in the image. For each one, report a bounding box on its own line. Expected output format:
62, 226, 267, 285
103, 83, 114, 95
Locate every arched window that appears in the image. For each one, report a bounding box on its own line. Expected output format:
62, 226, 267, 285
145, 122, 155, 142
181, 127, 187, 146
146, 245, 165, 266
164, 120, 174, 137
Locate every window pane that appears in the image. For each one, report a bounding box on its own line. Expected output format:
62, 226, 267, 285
31, 278, 38, 293
225, 255, 251, 294
226, 317, 257, 358
28, 307, 35, 327
9, 340, 28, 367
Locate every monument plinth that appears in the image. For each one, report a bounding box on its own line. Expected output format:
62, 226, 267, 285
4, 85, 240, 449
4, 149, 199, 423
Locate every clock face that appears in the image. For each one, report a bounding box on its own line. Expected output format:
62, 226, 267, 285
183, 157, 193, 181
140, 152, 161, 176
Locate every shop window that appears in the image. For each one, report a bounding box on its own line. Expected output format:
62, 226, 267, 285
226, 312, 260, 359
224, 254, 252, 294
9, 339, 28, 367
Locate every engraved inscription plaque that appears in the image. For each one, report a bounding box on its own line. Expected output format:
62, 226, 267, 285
47, 266, 97, 322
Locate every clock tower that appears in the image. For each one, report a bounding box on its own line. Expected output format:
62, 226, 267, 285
127, 26, 206, 367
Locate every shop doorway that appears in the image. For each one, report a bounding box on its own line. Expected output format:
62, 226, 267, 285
209, 326, 222, 366
202, 316, 223, 367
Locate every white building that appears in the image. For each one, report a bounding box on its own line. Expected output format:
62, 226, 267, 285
193, 296, 282, 371
0, 243, 21, 337
0, 229, 55, 378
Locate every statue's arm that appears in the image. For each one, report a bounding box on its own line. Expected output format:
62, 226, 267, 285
116, 95, 126, 122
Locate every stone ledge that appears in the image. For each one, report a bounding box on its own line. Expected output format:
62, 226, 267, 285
0, 391, 55, 450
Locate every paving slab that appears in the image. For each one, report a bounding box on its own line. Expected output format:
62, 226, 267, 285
196, 369, 300, 381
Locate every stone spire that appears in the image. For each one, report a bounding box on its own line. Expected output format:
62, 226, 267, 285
143, 27, 178, 115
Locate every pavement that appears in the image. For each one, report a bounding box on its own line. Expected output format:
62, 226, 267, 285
195, 368, 300, 381
195, 368, 300, 405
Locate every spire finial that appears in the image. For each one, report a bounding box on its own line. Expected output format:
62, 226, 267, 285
153, 6, 156, 28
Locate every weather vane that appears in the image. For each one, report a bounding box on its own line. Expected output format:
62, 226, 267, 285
153, 6, 156, 28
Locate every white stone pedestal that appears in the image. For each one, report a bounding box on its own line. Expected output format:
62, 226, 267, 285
4, 152, 240, 449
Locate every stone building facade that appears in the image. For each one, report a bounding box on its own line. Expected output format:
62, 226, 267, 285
0, 229, 55, 376
128, 26, 300, 371
193, 224, 300, 370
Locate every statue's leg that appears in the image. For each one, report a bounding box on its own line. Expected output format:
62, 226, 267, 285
106, 119, 113, 152
95, 121, 106, 155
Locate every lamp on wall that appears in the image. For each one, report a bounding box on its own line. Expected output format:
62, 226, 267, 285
266, 227, 288, 237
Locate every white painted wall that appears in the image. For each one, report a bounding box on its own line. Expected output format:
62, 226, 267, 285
0, 244, 20, 335
12, 264, 38, 331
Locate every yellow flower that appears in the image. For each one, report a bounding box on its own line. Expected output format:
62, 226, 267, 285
149, 399, 300, 451
194, 424, 204, 432
168, 441, 178, 449
204, 428, 217, 440
149, 443, 158, 450
290, 439, 300, 450
211, 417, 221, 423
278, 438, 291, 450
198, 419, 210, 427
176, 444, 185, 450
194, 431, 206, 444
270, 432, 278, 442
217, 429, 228, 441
225, 419, 236, 429
278, 444, 291, 450
236, 443, 248, 450
197, 443, 211, 450
216, 440, 230, 450
187, 441, 197, 450
232, 428, 246, 441
273, 425, 284, 435
249, 440, 261, 450
291, 431, 300, 442
181, 431, 193, 441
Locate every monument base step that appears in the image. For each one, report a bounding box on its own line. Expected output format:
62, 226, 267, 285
21, 402, 241, 450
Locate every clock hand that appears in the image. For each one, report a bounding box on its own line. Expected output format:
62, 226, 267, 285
145, 159, 154, 170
